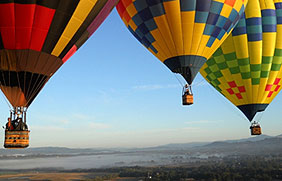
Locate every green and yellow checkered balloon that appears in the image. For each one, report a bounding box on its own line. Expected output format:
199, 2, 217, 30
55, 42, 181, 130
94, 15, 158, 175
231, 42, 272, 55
201, 0, 282, 121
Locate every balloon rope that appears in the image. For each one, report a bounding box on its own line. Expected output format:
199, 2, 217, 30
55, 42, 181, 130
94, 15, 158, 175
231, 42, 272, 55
254, 111, 265, 123
173, 73, 185, 88
205, 79, 248, 122
0, 90, 12, 110
26, 53, 56, 107
193, 76, 206, 87
25, 51, 42, 106
0, 69, 12, 110
26, 76, 50, 107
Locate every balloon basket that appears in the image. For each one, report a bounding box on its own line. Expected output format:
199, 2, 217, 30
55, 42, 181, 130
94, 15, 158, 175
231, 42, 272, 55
250, 125, 262, 135
4, 130, 30, 149
182, 94, 193, 105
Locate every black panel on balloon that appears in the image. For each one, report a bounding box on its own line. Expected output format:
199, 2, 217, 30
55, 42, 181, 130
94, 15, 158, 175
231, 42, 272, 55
0, 71, 48, 104
164, 55, 207, 84
237, 104, 268, 121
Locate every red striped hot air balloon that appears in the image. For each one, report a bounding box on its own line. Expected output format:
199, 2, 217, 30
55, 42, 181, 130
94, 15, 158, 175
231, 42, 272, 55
0, 0, 118, 149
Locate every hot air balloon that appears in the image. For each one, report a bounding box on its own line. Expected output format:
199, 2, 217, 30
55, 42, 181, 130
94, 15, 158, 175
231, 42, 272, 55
0, 0, 118, 148
200, 0, 282, 135
117, 0, 247, 105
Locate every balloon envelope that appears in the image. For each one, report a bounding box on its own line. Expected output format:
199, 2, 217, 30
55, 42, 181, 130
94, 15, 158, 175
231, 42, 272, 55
200, 0, 282, 121
0, 0, 118, 107
117, 0, 247, 84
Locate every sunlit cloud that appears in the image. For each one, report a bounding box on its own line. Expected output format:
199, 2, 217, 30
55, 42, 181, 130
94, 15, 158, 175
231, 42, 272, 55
88, 122, 111, 129
96, 89, 117, 104
181, 127, 201, 131
115, 126, 203, 135
59, 119, 69, 124
185, 120, 216, 124
132, 84, 179, 91
32, 113, 98, 126
31, 125, 67, 131
72, 113, 92, 121
33, 115, 71, 125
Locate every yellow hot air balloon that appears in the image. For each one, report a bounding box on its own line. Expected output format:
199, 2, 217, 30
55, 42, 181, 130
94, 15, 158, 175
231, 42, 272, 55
117, 0, 247, 105
0, 0, 118, 148
200, 0, 282, 135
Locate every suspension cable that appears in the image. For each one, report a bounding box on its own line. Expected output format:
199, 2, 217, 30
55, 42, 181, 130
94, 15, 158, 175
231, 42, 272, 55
192, 76, 206, 87
253, 111, 265, 124
173, 73, 185, 88
0, 90, 12, 110
206, 81, 248, 121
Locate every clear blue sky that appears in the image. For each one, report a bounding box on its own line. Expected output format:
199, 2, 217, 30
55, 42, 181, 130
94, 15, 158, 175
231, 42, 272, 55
0, 10, 281, 148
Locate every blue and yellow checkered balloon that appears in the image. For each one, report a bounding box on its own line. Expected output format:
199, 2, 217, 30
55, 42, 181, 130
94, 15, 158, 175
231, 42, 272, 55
117, 0, 247, 84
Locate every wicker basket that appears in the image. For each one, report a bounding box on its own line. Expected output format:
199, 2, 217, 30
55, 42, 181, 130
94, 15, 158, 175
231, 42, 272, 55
250, 126, 261, 135
4, 130, 30, 149
182, 94, 193, 105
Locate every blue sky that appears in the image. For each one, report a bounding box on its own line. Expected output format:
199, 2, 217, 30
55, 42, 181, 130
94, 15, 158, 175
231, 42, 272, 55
0, 10, 282, 148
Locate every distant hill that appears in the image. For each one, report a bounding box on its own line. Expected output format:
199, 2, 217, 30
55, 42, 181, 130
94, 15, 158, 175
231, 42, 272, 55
222, 134, 272, 143
142, 134, 282, 156
195, 135, 282, 155
144, 134, 273, 150
141, 142, 209, 151
0, 134, 281, 158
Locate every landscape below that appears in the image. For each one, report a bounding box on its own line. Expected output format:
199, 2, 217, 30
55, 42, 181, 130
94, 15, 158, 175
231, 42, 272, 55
0, 134, 281, 180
